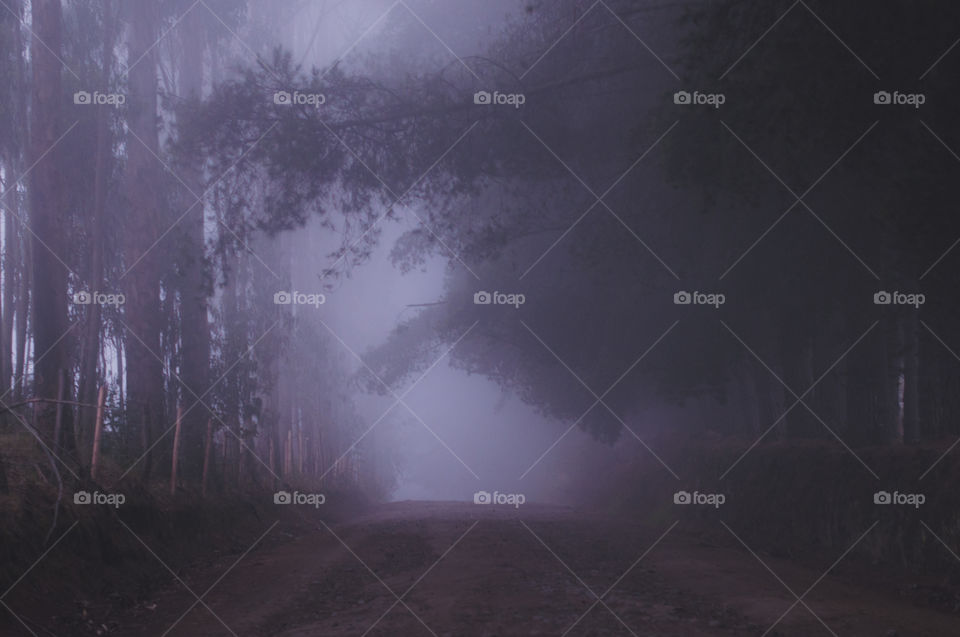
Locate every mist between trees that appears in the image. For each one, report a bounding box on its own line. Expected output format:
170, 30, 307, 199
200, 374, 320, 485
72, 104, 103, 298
1, 0, 960, 513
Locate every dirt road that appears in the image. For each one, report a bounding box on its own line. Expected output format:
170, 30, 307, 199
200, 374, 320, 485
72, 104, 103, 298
110, 501, 958, 636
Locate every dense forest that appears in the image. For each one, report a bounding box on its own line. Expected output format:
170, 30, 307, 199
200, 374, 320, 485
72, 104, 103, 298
2, 1, 960, 634
4, 0, 958, 496
0, 0, 398, 497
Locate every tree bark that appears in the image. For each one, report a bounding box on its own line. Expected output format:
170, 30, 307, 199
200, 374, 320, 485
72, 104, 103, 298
76, 1, 116, 471
123, 0, 165, 481
1, 160, 16, 398
881, 312, 904, 443
780, 322, 816, 438
2, 0, 27, 401
902, 308, 920, 444
13, 228, 28, 401
219, 214, 242, 487
29, 0, 70, 444
170, 405, 183, 495
176, 9, 211, 481
90, 385, 106, 480
201, 417, 213, 496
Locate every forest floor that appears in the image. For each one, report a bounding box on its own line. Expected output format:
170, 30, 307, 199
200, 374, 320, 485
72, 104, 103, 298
68, 500, 959, 636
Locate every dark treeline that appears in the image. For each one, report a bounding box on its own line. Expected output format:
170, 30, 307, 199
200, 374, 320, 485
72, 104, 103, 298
0, 0, 398, 496
358, 0, 960, 451
2, 0, 960, 501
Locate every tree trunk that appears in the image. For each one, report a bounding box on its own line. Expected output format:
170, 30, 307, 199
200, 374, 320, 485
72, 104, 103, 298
1, 158, 16, 398
13, 228, 28, 401
170, 405, 183, 495
123, 0, 165, 481
220, 219, 242, 487
90, 385, 106, 480
2, 0, 27, 400
201, 417, 213, 496
780, 323, 816, 438
29, 0, 70, 444
76, 2, 116, 471
902, 309, 920, 444
52, 369, 65, 453
115, 333, 124, 413
881, 312, 904, 443
176, 9, 211, 481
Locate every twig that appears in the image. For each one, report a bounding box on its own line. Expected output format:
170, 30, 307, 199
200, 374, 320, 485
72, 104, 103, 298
0, 398, 98, 415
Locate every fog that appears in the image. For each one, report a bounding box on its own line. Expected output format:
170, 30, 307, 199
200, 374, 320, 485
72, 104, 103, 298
4, 0, 960, 634
259, 0, 644, 505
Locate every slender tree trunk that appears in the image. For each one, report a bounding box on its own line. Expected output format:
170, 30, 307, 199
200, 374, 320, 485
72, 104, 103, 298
13, 237, 28, 401
0, 450, 7, 494
881, 312, 904, 443
922, 346, 947, 440
115, 333, 124, 413
90, 385, 106, 480
3, 0, 26, 401
902, 308, 920, 444
76, 2, 115, 470
170, 405, 183, 495
298, 427, 304, 475
29, 0, 70, 444
176, 9, 211, 481
1, 159, 14, 398
268, 434, 276, 486
201, 417, 213, 496
220, 220, 241, 487
52, 369, 65, 453
285, 429, 292, 478
123, 0, 165, 481
780, 324, 816, 438
829, 356, 848, 437
735, 359, 758, 435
